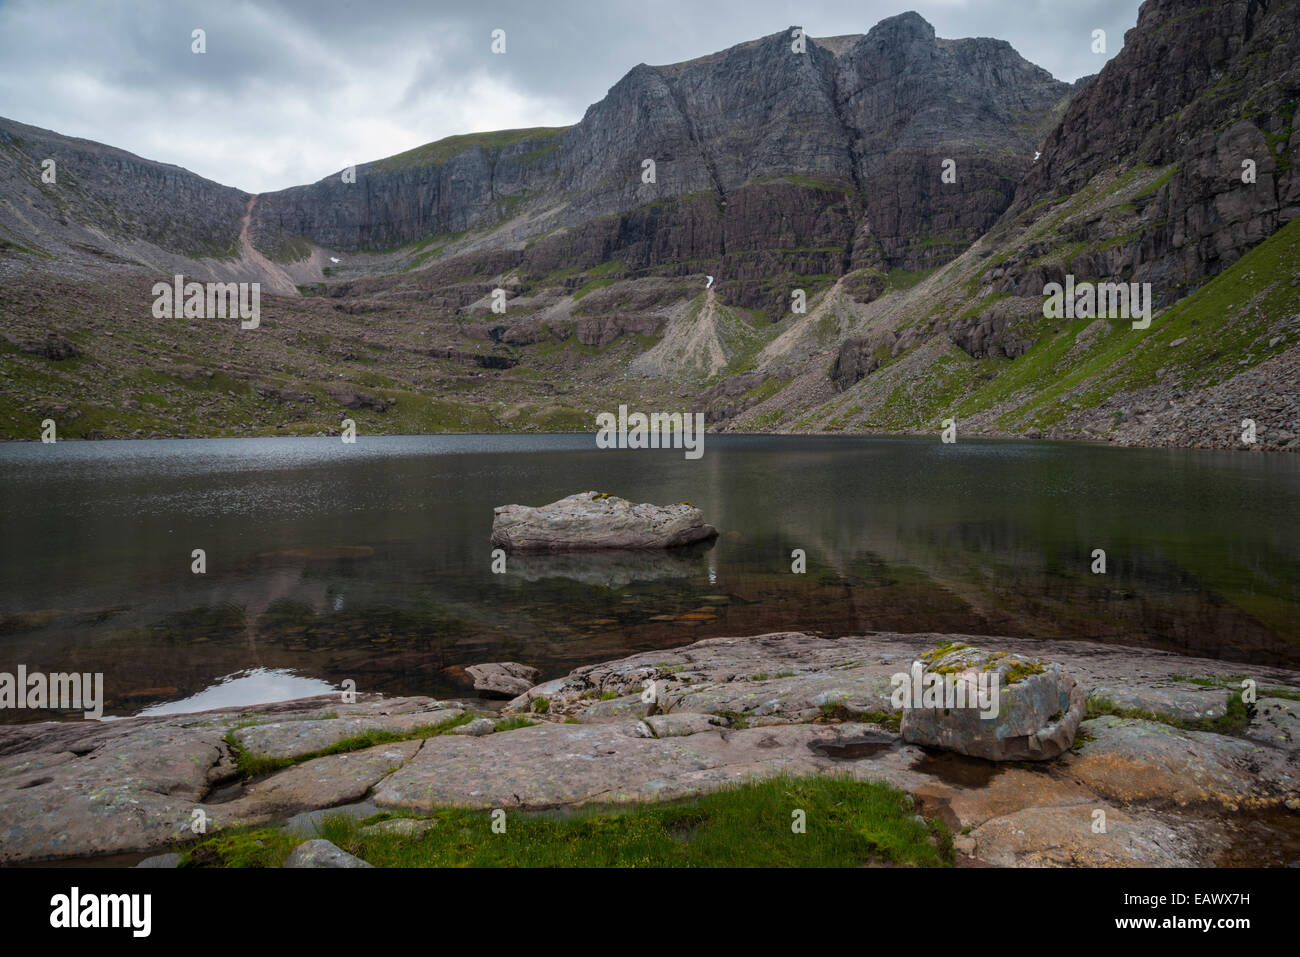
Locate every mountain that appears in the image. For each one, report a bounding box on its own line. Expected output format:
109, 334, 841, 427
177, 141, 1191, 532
1, 1, 1297, 449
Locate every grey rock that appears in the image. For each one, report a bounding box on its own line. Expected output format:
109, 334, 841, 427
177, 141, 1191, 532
1245, 697, 1299, 751
229, 708, 463, 761
360, 818, 437, 839
211, 741, 421, 829
643, 713, 730, 737
451, 718, 498, 736
282, 801, 381, 838
1065, 716, 1298, 810
135, 853, 182, 868
465, 662, 540, 699
899, 645, 1086, 761
490, 492, 718, 551
284, 839, 373, 868
1086, 681, 1231, 723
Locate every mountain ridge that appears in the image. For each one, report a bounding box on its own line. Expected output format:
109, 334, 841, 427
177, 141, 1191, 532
1, 1, 1297, 450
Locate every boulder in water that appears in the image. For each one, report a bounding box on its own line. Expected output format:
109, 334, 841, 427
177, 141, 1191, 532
490, 492, 718, 551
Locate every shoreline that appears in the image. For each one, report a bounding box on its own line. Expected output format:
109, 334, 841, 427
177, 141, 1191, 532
2, 629, 1296, 867
1, 428, 1296, 453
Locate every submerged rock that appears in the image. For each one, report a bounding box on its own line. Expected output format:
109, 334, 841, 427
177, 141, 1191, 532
490, 492, 718, 551
899, 644, 1086, 761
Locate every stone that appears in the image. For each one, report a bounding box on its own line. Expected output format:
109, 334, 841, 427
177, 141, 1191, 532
451, 718, 498, 736
372, 722, 862, 811
1245, 697, 1299, 751
135, 853, 182, 868
1086, 681, 1230, 723
360, 818, 437, 839
644, 713, 730, 737
17, 332, 80, 360
284, 839, 373, 868
1, 633, 1296, 868
465, 662, 540, 699
899, 645, 1085, 761
282, 801, 381, 838
490, 492, 718, 551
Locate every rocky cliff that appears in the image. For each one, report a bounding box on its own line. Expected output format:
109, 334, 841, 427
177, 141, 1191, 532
1007, 0, 1300, 296
244, 11, 1070, 307
0, 116, 246, 268
2, 3, 1296, 451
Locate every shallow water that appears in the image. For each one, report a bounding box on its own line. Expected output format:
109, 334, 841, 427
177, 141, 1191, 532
1, 434, 1296, 720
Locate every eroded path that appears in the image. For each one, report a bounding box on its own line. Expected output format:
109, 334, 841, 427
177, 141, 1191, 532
239, 194, 299, 295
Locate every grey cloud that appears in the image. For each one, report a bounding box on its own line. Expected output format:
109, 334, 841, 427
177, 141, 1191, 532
0, 0, 1143, 192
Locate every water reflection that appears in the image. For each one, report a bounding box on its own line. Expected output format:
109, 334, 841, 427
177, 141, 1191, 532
1, 434, 1296, 721
134, 668, 337, 717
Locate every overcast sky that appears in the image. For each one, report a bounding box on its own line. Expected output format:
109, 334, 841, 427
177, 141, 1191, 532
0, 0, 1143, 194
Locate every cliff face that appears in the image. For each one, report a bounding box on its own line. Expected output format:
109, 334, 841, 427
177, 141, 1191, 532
0, 116, 247, 264
248, 128, 568, 253
0, 12, 1072, 302
243, 11, 1070, 297
1009, 0, 1300, 294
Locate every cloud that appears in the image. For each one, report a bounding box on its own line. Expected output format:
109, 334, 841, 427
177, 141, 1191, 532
0, 0, 1142, 193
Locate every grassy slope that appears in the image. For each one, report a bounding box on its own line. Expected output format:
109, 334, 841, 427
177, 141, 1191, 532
368, 127, 570, 173
782, 167, 1299, 436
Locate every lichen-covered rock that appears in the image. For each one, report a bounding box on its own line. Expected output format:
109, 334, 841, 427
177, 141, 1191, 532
899, 644, 1085, 761
490, 492, 718, 551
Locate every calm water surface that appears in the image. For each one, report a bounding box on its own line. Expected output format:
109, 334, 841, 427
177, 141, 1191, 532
1, 434, 1297, 721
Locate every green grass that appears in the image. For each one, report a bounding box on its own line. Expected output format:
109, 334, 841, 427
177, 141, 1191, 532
493, 716, 539, 732
180, 828, 300, 868
572, 276, 617, 300
1171, 675, 1300, 702
181, 775, 952, 868
884, 267, 937, 293
369, 127, 570, 172
1085, 692, 1250, 734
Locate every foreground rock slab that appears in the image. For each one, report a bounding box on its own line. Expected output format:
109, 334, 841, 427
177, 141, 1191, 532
1, 631, 1297, 867
490, 491, 719, 550
373, 722, 860, 810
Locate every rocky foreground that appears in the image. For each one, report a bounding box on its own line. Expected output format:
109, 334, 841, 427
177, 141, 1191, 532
1, 631, 1297, 867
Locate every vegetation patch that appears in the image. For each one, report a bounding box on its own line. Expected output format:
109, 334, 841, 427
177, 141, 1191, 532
183, 775, 953, 868
224, 712, 475, 778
